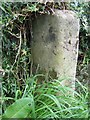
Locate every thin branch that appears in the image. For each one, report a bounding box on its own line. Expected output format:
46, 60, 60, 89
8, 31, 20, 38
10, 30, 22, 71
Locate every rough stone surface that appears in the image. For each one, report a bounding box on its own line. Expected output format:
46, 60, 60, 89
31, 10, 80, 90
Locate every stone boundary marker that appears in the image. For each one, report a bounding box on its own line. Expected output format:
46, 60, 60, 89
31, 10, 80, 91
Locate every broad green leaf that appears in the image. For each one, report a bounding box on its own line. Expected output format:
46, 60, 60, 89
3, 97, 32, 118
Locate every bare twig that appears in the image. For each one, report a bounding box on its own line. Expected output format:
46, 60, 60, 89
10, 30, 22, 71
8, 31, 20, 38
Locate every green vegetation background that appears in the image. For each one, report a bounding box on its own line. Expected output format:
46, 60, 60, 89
0, 1, 90, 119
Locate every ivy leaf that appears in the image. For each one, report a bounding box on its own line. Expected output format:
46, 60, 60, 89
27, 4, 38, 12
0, 5, 7, 13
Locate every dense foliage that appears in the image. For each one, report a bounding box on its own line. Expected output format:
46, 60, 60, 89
0, 1, 90, 119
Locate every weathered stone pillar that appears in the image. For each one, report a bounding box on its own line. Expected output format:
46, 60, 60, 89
31, 10, 80, 90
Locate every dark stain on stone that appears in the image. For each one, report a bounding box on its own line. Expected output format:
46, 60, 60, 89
50, 33, 56, 42
69, 32, 72, 36
69, 40, 71, 44
75, 40, 79, 48
53, 50, 57, 55
45, 26, 57, 43
49, 26, 56, 42
49, 69, 57, 79
76, 36, 79, 38
75, 51, 77, 54
49, 26, 53, 33
63, 46, 69, 51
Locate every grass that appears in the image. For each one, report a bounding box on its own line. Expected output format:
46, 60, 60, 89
2, 74, 89, 119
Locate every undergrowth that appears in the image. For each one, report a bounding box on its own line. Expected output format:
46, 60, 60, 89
2, 75, 89, 118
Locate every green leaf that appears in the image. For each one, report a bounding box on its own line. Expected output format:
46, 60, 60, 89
3, 97, 32, 118
0, 5, 7, 13
43, 94, 61, 109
